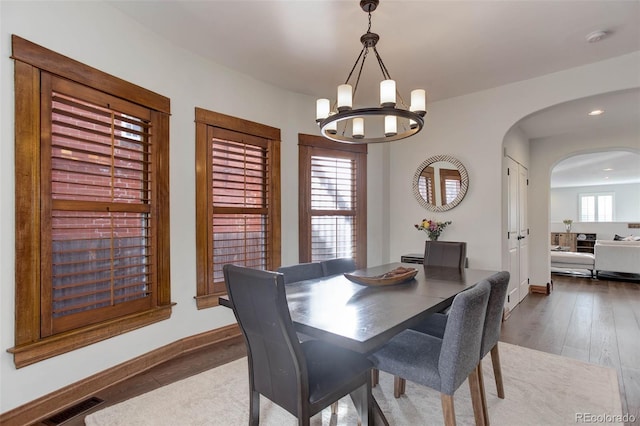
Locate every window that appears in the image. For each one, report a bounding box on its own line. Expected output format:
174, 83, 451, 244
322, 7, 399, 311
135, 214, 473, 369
579, 193, 614, 222
195, 108, 281, 309
418, 167, 435, 204
298, 134, 367, 266
440, 168, 461, 205
11, 36, 171, 367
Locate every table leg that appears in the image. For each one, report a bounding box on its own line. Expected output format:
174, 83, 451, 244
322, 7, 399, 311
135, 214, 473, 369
373, 397, 389, 426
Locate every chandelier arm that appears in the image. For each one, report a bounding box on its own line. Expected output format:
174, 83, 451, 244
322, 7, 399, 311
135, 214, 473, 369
373, 46, 410, 109
372, 46, 392, 81
344, 46, 367, 85
351, 47, 369, 105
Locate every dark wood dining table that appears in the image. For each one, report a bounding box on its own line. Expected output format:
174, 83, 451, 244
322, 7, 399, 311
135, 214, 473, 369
280, 262, 499, 354
219, 262, 500, 425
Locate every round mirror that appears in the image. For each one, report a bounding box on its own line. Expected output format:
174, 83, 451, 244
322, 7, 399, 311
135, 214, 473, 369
412, 155, 469, 212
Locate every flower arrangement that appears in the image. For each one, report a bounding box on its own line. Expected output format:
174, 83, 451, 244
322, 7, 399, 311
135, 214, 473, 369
415, 219, 452, 241
563, 219, 573, 232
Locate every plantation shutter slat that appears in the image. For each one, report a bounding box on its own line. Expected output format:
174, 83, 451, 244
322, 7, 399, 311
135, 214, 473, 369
210, 132, 269, 293
46, 80, 154, 335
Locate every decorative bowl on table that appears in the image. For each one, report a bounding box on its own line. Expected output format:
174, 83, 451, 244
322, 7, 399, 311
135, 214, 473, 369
344, 266, 418, 286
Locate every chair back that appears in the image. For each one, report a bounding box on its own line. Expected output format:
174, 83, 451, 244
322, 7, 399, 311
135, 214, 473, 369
438, 280, 490, 395
277, 262, 324, 284
480, 271, 510, 357
321, 257, 357, 276
223, 264, 307, 415
424, 241, 467, 269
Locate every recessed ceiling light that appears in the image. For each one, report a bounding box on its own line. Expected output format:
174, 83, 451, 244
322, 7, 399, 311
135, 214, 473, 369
603, 168, 613, 171
586, 30, 608, 43
588, 109, 604, 116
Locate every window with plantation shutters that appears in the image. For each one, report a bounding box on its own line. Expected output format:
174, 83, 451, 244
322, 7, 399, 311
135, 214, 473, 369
298, 134, 367, 267
11, 35, 171, 368
46, 82, 153, 335
418, 167, 435, 204
195, 108, 281, 309
440, 169, 461, 205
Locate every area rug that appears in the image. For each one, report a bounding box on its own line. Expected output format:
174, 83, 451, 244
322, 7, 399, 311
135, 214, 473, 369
85, 342, 623, 425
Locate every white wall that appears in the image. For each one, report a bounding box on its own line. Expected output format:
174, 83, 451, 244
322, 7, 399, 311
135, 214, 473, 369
2, 0, 640, 414
388, 54, 640, 275
551, 182, 640, 223
529, 125, 640, 286
0, 1, 390, 412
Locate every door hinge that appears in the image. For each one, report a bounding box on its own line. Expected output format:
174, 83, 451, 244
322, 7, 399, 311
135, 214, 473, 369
507, 168, 510, 175
527, 178, 529, 185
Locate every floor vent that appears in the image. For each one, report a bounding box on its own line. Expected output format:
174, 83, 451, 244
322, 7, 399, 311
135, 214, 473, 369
43, 396, 104, 425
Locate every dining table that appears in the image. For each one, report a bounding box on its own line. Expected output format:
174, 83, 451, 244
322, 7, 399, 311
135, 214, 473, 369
219, 261, 500, 425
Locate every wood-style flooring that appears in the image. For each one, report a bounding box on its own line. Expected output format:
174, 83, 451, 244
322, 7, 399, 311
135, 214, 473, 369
35, 273, 639, 425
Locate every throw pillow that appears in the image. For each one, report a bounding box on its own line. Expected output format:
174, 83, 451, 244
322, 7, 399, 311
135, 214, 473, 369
613, 234, 624, 241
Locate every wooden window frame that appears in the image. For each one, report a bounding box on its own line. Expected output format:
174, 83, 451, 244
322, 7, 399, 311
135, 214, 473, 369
10, 36, 172, 368
439, 168, 461, 205
298, 134, 367, 268
194, 108, 281, 309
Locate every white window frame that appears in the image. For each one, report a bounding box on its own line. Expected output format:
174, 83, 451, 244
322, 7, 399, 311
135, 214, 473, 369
578, 192, 614, 222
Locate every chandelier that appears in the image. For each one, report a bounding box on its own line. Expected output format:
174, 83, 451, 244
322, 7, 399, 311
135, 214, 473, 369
315, 0, 426, 144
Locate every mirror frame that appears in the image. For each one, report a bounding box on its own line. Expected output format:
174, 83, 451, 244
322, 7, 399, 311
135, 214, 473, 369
412, 154, 469, 212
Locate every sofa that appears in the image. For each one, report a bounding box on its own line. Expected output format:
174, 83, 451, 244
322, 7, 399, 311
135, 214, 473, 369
594, 239, 640, 276
550, 249, 595, 277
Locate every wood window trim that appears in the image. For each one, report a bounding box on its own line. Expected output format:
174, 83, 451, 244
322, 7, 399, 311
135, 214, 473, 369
194, 107, 281, 309
298, 133, 367, 268
10, 36, 172, 368
439, 168, 461, 205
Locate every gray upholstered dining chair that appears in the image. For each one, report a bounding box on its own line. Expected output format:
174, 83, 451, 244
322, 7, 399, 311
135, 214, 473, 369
424, 240, 467, 269
369, 280, 491, 426
223, 264, 373, 426
320, 257, 357, 276
397, 271, 510, 425
277, 262, 324, 284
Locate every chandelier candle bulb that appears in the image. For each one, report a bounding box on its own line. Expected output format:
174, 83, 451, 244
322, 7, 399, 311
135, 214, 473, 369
384, 115, 397, 137
380, 80, 396, 107
316, 98, 330, 120
353, 117, 365, 139
410, 89, 426, 114
326, 112, 337, 134
337, 84, 353, 111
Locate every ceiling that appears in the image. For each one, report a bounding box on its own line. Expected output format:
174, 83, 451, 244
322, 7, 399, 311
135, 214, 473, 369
108, 1, 640, 185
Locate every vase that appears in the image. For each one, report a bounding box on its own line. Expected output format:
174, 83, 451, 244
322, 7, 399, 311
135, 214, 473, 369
565, 224, 571, 232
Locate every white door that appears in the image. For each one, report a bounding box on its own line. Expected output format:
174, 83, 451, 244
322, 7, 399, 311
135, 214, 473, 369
518, 164, 529, 301
505, 157, 529, 313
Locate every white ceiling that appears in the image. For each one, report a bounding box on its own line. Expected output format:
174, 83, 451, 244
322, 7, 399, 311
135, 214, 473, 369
108, 0, 640, 185
108, 1, 640, 104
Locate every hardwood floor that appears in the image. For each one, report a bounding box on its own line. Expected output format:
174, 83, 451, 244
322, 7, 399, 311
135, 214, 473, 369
501, 273, 640, 425
35, 273, 639, 425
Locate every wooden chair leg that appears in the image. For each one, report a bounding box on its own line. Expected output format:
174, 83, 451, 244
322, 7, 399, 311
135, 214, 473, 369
440, 393, 456, 426
477, 362, 489, 426
468, 369, 486, 426
331, 401, 338, 414
393, 376, 406, 398
490, 344, 505, 399
371, 368, 379, 387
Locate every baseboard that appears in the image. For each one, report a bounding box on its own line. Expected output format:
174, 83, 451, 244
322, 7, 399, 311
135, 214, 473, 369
0, 324, 242, 426
529, 283, 552, 295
